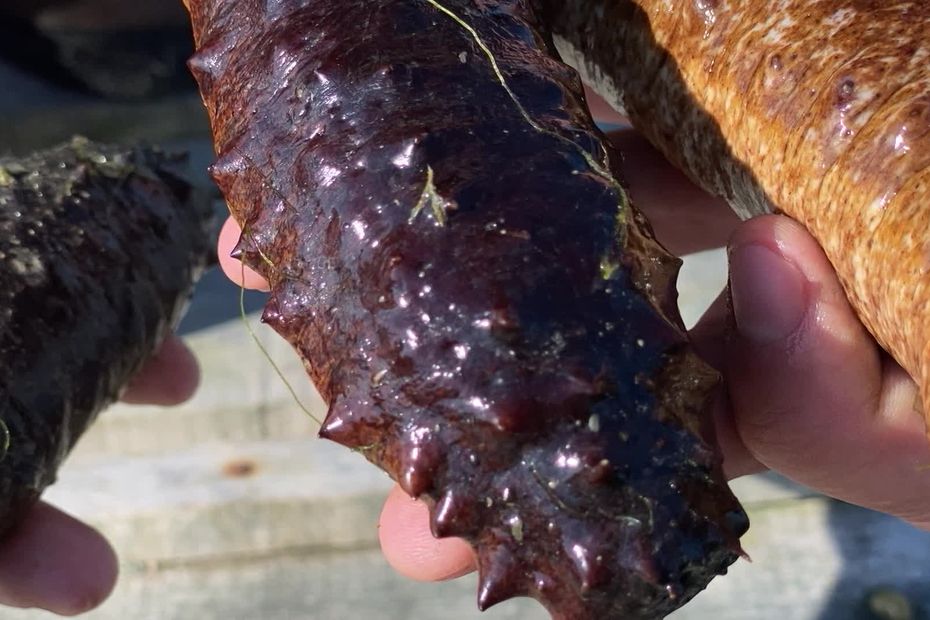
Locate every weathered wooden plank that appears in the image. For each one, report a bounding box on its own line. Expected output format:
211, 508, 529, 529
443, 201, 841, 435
45, 439, 391, 565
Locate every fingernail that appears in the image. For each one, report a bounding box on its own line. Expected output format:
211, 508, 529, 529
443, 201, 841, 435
729, 243, 808, 344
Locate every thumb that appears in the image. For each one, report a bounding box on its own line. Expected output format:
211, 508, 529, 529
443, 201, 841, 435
724, 215, 930, 526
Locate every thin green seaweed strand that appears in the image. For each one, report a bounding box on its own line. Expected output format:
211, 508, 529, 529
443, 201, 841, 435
0, 419, 9, 462
237, 240, 322, 427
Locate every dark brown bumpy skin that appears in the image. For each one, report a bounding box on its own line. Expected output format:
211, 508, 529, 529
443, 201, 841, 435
186, 1, 747, 618
0, 138, 211, 537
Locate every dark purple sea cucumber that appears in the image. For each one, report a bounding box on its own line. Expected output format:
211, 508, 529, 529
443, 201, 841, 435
186, 1, 748, 617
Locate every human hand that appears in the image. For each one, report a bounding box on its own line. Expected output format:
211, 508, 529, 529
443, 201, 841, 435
0, 336, 199, 615
216, 127, 930, 583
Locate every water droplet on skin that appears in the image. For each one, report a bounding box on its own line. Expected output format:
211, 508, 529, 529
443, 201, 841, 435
570, 543, 591, 578
556, 453, 581, 469
392, 142, 416, 168
694, 0, 718, 29
892, 128, 912, 154
468, 396, 489, 411
319, 165, 341, 187
405, 328, 419, 349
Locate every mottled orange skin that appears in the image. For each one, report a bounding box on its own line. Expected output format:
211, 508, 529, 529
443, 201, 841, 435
552, 0, 930, 417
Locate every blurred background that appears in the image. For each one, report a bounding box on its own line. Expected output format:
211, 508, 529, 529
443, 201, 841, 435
1, 2, 929, 618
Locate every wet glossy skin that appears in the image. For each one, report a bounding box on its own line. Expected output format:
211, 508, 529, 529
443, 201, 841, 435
187, 1, 746, 618
0, 139, 211, 537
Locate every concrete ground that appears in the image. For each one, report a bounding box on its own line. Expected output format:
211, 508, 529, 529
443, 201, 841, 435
3, 54, 930, 620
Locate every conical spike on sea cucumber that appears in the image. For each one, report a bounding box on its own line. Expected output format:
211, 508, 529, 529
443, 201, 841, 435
397, 436, 441, 498
477, 545, 528, 611
230, 231, 257, 260
208, 150, 249, 190
431, 487, 478, 538
187, 42, 232, 95
187, 49, 216, 83
259, 295, 282, 327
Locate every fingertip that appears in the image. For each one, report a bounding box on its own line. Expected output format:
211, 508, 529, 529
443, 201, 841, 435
728, 213, 877, 361
723, 214, 900, 489
121, 335, 200, 406
379, 485, 475, 582
726, 216, 868, 420
218, 217, 271, 292
729, 232, 810, 345
729, 215, 850, 312
0, 503, 118, 615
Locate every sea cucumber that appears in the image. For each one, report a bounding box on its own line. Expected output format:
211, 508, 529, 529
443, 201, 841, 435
186, 1, 748, 618
0, 138, 211, 537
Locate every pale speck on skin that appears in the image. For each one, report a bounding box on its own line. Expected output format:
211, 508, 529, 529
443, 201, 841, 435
509, 514, 524, 543
7, 248, 45, 285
